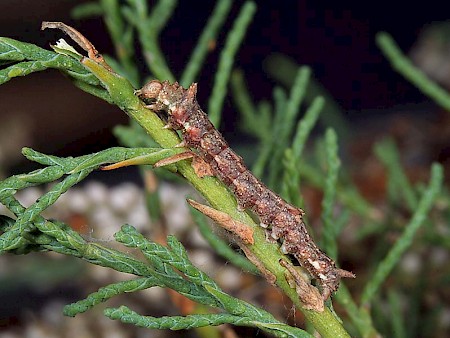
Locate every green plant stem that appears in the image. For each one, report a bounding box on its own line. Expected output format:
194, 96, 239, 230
388, 289, 407, 338
280, 95, 323, 205
180, 0, 233, 87
299, 162, 373, 218
64, 277, 159, 316
268, 67, 311, 190
321, 128, 340, 260
263, 53, 350, 139
374, 139, 418, 210
71, 2, 103, 18
0, 147, 172, 253
360, 163, 443, 305
105, 306, 258, 330
113, 226, 313, 337
100, 0, 139, 85
376, 32, 450, 112
335, 284, 380, 338
252, 86, 286, 178
189, 206, 259, 274
208, 1, 256, 127
230, 69, 257, 124
81, 55, 351, 338
105, 304, 312, 337
230, 69, 271, 141
123, 0, 176, 81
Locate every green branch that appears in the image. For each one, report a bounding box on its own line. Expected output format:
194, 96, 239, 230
0, 139, 315, 336
0, 37, 101, 86
105, 305, 312, 337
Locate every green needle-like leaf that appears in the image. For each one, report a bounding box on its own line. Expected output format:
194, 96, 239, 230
105, 305, 313, 337
181, 0, 233, 87
376, 32, 450, 112
361, 163, 443, 305
64, 277, 160, 316
208, 1, 256, 127
268, 67, 311, 189
0, 37, 101, 86
321, 128, 340, 260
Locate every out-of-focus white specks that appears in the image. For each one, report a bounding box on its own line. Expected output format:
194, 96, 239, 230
109, 183, 140, 214
159, 184, 191, 234
41, 301, 65, 327
16, 187, 42, 207
89, 261, 114, 283
1, 179, 250, 337
85, 181, 109, 205
188, 224, 210, 248
91, 205, 122, 239
400, 252, 422, 275
67, 188, 90, 213
24, 321, 57, 338
65, 315, 92, 338
188, 249, 215, 276
0, 333, 19, 338
430, 247, 448, 266
141, 286, 167, 303
126, 200, 150, 231
440, 307, 450, 329
217, 265, 242, 290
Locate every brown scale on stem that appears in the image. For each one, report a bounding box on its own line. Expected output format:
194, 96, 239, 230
137, 80, 355, 300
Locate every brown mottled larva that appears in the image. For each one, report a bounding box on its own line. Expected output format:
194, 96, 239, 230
137, 80, 355, 299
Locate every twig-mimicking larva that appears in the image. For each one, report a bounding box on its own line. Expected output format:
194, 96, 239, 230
137, 80, 355, 299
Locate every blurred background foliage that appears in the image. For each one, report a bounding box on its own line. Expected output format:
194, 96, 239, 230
0, 1, 449, 337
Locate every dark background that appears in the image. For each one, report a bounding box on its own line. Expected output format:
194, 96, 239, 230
0, 0, 447, 173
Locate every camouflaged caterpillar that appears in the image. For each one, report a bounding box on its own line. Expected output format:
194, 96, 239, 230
137, 80, 355, 299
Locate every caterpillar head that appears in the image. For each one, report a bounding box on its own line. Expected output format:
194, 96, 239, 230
136, 80, 197, 113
